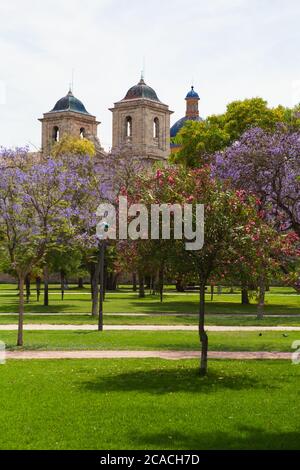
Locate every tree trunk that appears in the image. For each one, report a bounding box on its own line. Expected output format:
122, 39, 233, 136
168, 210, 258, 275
17, 276, 25, 346
176, 278, 185, 292
138, 271, 145, 298
159, 265, 164, 303
91, 261, 100, 317
90, 265, 94, 301
210, 284, 214, 302
257, 276, 265, 320
145, 275, 151, 289
150, 276, 156, 295
241, 285, 249, 305
199, 281, 208, 376
25, 274, 31, 303
112, 273, 118, 291
60, 269, 65, 301
36, 276, 41, 302
132, 272, 137, 292
151, 274, 157, 295
43, 266, 49, 307
78, 277, 84, 289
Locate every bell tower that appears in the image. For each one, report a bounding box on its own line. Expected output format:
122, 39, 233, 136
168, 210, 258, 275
170, 85, 202, 153
185, 86, 200, 118
39, 89, 102, 155
110, 76, 173, 163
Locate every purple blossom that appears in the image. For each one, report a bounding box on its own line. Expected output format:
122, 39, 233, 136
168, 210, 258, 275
213, 127, 300, 234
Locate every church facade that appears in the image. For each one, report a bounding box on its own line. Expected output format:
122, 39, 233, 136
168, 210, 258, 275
39, 77, 201, 161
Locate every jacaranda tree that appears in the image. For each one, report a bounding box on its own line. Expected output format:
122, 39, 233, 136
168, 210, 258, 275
0, 148, 99, 346
213, 127, 300, 235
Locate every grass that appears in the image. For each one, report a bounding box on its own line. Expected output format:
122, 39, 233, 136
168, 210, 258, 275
0, 284, 298, 451
0, 359, 299, 449
0, 330, 299, 352
1, 313, 300, 326
0, 284, 299, 318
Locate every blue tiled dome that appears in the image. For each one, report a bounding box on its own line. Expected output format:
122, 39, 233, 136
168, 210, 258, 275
50, 90, 90, 115
170, 85, 202, 139
123, 78, 160, 102
185, 86, 199, 99
170, 115, 203, 138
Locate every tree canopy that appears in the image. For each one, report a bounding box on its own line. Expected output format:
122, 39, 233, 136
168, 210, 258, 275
171, 97, 300, 167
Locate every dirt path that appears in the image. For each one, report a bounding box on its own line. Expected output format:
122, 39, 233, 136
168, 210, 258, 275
4, 350, 292, 360
0, 324, 300, 331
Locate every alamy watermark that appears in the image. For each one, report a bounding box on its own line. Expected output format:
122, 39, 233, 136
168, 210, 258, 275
0, 341, 5, 365
291, 340, 300, 365
96, 196, 204, 251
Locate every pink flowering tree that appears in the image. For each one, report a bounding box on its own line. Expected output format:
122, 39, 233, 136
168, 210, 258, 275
124, 165, 293, 375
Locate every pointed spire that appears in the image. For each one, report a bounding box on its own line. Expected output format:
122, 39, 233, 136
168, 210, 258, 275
138, 72, 146, 85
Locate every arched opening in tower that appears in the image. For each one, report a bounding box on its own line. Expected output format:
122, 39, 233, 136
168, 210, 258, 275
52, 126, 60, 142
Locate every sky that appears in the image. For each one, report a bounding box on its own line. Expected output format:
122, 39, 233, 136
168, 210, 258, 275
0, 0, 300, 151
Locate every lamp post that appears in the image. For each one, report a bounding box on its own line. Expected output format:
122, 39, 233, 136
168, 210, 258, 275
98, 239, 106, 331
96, 222, 109, 332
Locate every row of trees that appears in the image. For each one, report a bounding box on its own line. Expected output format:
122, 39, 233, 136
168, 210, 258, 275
115, 165, 299, 375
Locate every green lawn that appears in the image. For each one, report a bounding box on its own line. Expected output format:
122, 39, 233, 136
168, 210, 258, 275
0, 359, 299, 449
0, 330, 299, 352
0, 284, 299, 317
1, 313, 300, 326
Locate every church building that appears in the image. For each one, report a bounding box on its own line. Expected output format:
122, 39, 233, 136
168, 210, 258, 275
39, 77, 201, 161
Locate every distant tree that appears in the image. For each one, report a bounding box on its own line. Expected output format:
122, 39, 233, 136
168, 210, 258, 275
51, 135, 95, 158
171, 97, 297, 168
48, 247, 84, 300
222, 97, 285, 142
170, 119, 230, 167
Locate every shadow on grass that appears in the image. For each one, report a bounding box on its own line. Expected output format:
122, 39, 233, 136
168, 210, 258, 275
126, 426, 300, 450
0, 303, 81, 314
123, 299, 300, 315
80, 366, 276, 395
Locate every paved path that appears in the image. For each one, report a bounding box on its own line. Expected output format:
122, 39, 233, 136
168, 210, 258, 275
1, 324, 300, 331
4, 350, 291, 360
